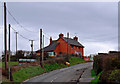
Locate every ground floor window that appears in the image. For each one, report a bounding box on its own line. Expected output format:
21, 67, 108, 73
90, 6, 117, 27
75, 51, 81, 56
48, 52, 56, 57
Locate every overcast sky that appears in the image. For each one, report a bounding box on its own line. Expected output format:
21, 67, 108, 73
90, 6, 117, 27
0, 2, 118, 56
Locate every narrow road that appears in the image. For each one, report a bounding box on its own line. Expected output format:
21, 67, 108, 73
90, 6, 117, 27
23, 62, 93, 83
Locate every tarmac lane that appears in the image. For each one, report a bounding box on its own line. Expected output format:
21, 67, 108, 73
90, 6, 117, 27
22, 62, 93, 84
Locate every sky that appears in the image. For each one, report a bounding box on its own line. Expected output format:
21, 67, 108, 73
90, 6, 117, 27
0, 2, 118, 56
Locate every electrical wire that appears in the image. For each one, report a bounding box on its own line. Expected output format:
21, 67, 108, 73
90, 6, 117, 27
43, 31, 51, 37
7, 8, 38, 33
11, 26, 33, 41
18, 33, 31, 41
6, 7, 58, 42
11, 27, 16, 32
44, 35, 50, 40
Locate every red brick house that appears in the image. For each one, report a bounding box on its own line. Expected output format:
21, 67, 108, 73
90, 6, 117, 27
36, 33, 84, 57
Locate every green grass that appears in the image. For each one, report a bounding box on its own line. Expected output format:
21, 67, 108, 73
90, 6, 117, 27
12, 57, 87, 82
44, 63, 67, 72
91, 69, 96, 77
13, 66, 45, 82
69, 57, 86, 65
12, 63, 67, 82
1, 61, 19, 67
91, 70, 102, 84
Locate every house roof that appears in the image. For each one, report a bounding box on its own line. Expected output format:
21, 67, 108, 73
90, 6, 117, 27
62, 37, 84, 47
36, 36, 84, 53
36, 41, 59, 52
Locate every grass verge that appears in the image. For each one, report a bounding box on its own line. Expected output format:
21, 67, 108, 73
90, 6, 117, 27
91, 69, 102, 84
1, 61, 19, 67
91, 69, 96, 77
13, 66, 45, 82
69, 57, 86, 65
11, 57, 87, 82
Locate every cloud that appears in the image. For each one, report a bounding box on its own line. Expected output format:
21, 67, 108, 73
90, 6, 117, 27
84, 41, 118, 56
0, 2, 117, 56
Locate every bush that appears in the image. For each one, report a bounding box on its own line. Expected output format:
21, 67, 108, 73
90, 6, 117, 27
94, 51, 120, 83
108, 69, 120, 83
103, 57, 120, 71
93, 52, 120, 75
93, 56, 102, 75
100, 69, 120, 83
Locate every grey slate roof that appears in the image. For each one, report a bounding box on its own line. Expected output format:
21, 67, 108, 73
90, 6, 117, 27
36, 41, 59, 52
62, 37, 84, 47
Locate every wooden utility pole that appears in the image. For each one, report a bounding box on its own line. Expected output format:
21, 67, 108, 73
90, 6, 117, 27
4, 2, 7, 71
42, 35, 44, 63
40, 29, 43, 68
8, 24, 11, 62
15, 32, 18, 56
8, 24, 11, 80
67, 32, 69, 62
29, 40, 34, 56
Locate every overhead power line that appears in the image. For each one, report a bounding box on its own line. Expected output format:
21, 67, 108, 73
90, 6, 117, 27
43, 31, 51, 37
43, 31, 58, 39
11, 26, 33, 41
11, 27, 16, 32
18, 33, 31, 41
43, 34, 50, 40
7, 8, 38, 33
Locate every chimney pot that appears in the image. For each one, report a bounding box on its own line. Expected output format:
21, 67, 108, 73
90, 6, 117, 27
73, 36, 78, 41
59, 33, 64, 38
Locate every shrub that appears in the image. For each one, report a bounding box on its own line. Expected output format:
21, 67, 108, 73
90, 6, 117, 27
100, 69, 120, 83
103, 57, 120, 71
108, 69, 120, 83
93, 56, 102, 75
95, 51, 120, 83
93, 52, 120, 75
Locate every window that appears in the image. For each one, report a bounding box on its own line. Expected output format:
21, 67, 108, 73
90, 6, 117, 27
48, 52, 54, 56
59, 52, 62, 54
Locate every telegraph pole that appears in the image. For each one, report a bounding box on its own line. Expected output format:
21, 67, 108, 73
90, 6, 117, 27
8, 24, 11, 62
67, 32, 69, 62
29, 40, 34, 56
8, 24, 11, 80
15, 32, 18, 57
40, 29, 43, 68
4, 2, 7, 71
42, 35, 44, 63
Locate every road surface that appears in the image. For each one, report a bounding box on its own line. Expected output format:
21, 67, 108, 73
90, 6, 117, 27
23, 62, 93, 83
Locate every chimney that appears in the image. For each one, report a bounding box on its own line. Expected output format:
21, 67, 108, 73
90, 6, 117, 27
50, 37, 52, 44
73, 36, 78, 41
59, 33, 64, 38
